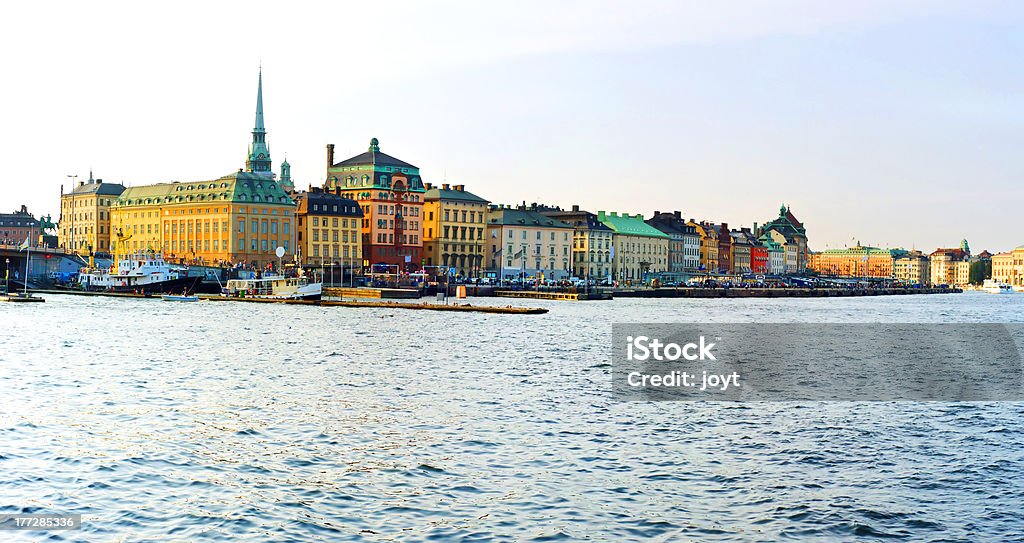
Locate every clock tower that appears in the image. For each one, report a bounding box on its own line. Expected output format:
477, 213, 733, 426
245, 68, 273, 176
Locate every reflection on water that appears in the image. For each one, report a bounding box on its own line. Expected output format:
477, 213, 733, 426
0, 293, 1022, 541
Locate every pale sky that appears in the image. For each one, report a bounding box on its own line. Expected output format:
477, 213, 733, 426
2, 1, 1021, 252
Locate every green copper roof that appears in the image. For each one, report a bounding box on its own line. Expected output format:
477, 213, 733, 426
114, 171, 294, 207
424, 186, 489, 204
597, 211, 670, 238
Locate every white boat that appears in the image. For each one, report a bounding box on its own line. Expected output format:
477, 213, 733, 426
981, 279, 1013, 294
79, 251, 200, 293
1014, 285, 1024, 293
222, 274, 322, 300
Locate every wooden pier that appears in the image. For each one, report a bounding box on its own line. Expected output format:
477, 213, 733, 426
323, 287, 420, 299
495, 290, 612, 301
198, 294, 547, 314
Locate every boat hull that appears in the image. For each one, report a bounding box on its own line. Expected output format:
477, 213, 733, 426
84, 276, 202, 294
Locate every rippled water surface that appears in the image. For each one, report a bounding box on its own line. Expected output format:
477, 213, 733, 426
2, 293, 1023, 542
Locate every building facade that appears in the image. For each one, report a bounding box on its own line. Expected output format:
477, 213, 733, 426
1, 205, 41, 247
110, 172, 296, 266
647, 211, 700, 273
929, 247, 969, 286
538, 205, 614, 280
485, 205, 573, 281
58, 173, 126, 255
295, 187, 363, 272
808, 244, 900, 278
756, 205, 808, 274
325, 139, 425, 271
992, 247, 1024, 287
688, 220, 719, 273
423, 183, 490, 277
893, 250, 930, 285
598, 211, 670, 283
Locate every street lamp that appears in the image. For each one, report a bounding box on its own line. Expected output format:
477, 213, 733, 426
4, 257, 8, 294
66, 174, 78, 254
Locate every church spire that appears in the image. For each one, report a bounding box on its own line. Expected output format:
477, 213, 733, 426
246, 67, 273, 176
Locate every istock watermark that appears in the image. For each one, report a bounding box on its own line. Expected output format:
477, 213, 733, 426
612, 324, 1024, 401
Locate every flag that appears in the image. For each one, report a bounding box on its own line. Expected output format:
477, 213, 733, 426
514, 249, 525, 259
18, 237, 29, 251
493, 247, 503, 257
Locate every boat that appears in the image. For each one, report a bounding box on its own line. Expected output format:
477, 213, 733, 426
1014, 285, 1024, 293
222, 273, 322, 300
981, 279, 1013, 294
78, 251, 201, 294
161, 294, 199, 302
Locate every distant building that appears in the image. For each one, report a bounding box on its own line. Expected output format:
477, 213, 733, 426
294, 187, 363, 272
647, 211, 700, 273
992, 247, 1024, 287
485, 205, 573, 281
0, 205, 41, 247
538, 204, 614, 279
58, 172, 125, 255
324, 139, 426, 271
730, 228, 762, 275
597, 211, 670, 282
422, 183, 490, 277
687, 220, 719, 273
893, 250, 930, 285
929, 244, 970, 286
808, 244, 901, 278
756, 204, 809, 273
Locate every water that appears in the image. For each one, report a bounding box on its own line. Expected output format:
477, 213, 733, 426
1, 293, 1022, 542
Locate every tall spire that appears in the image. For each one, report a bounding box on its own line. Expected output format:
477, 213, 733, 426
254, 67, 265, 132
246, 67, 272, 176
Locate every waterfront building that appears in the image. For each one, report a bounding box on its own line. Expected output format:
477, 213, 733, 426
537, 204, 614, 280
729, 229, 754, 274
597, 211, 670, 283
992, 247, 1024, 287
755, 205, 808, 273
422, 183, 490, 277
760, 235, 785, 274
717, 223, 733, 273
109, 70, 295, 267
324, 139, 426, 271
58, 172, 126, 256
485, 205, 572, 282
647, 211, 700, 273
1, 205, 41, 247
808, 244, 899, 278
893, 250, 930, 285
110, 173, 295, 266
929, 244, 969, 286
294, 187, 363, 273
687, 220, 719, 273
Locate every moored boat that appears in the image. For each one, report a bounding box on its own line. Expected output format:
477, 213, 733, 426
981, 279, 1013, 294
79, 251, 201, 294
161, 294, 199, 302
222, 273, 322, 300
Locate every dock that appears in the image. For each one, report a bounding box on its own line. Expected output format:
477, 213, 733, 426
612, 287, 962, 298
197, 294, 547, 314
1, 293, 45, 303
323, 287, 420, 299
495, 290, 612, 301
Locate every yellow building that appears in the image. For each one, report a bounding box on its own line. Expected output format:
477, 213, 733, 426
992, 247, 1024, 287
295, 187, 363, 273
58, 173, 125, 256
598, 211, 670, 282
893, 250, 930, 285
688, 220, 719, 273
422, 183, 490, 277
109, 172, 295, 267
485, 205, 573, 281
808, 245, 897, 278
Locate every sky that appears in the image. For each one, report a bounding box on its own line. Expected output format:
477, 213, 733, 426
1, 0, 1021, 252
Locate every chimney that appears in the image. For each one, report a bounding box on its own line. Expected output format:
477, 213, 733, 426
424, 182, 433, 190
654, 210, 661, 216
79, 180, 84, 186
572, 204, 579, 212
674, 210, 681, 219
442, 183, 450, 190
454, 184, 464, 192
96, 179, 103, 184
326, 144, 335, 170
